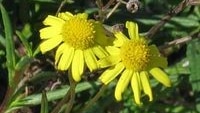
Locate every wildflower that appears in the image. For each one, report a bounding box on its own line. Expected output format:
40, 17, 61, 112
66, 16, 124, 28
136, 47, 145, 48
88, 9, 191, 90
98, 21, 171, 105
40, 12, 110, 82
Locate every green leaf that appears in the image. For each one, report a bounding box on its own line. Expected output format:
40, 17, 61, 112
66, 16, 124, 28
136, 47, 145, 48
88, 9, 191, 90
15, 56, 33, 72
16, 30, 33, 56
33, 45, 41, 57
187, 38, 200, 91
41, 91, 48, 113
14, 82, 100, 106
0, 34, 5, 47
0, 3, 16, 87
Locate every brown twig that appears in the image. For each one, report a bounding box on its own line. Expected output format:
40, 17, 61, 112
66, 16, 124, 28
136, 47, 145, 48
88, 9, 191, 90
146, 0, 196, 39
106, 2, 121, 19
96, 0, 105, 21
159, 36, 192, 50
102, 0, 116, 11
159, 27, 200, 50
56, 0, 68, 15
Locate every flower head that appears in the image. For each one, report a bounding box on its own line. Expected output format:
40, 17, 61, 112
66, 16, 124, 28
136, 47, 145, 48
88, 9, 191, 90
40, 12, 110, 82
98, 21, 171, 105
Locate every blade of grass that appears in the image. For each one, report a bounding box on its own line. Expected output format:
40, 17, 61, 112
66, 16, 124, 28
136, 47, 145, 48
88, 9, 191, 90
15, 82, 101, 106
0, 3, 16, 86
41, 91, 49, 113
0, 3, 16, 112
16, 30, 33, 56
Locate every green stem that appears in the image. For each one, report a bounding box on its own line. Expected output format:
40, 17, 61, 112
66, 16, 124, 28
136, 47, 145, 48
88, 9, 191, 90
50, 88, 71, 113
51, 71, 72, 113
65, 73, 77, 113
80, 84, 107, 113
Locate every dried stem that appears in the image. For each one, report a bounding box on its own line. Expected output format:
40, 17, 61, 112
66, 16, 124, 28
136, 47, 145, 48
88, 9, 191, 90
159, 27, 200, 50
146, 0, 194, 38
102, 0, 116, 10
96, 0, 104, 21
56, 0, 68, 15
106, 1, 121, 19
159, 36, 192, 50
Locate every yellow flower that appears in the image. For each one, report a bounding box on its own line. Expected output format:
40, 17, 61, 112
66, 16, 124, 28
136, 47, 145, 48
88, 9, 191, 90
98, 21, 171, 105
40, 12, 110, 82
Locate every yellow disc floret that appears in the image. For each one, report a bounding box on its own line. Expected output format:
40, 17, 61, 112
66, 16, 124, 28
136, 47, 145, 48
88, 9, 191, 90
62, 16, 95, 49
120, 39, 150, 71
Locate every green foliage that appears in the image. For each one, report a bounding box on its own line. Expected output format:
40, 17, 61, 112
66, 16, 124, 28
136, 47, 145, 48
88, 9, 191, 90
0, 0, 200, 113
0, 3, 16, 87
187, 39, 200, 92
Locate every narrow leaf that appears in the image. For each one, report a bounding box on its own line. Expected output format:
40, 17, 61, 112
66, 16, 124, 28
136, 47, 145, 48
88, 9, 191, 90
16, 30, 32, 56
41, 91, 48, 113
15, 82, 100, 106
0, 3, 16, 86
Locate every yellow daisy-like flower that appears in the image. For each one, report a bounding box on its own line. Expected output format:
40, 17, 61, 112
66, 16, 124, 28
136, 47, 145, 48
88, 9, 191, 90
40, 12, 110, 82
99, 21, 171, 105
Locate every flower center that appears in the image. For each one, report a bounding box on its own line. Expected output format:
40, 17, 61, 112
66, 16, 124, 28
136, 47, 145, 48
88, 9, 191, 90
120, 39, 150, 71
62, 16, 95, 49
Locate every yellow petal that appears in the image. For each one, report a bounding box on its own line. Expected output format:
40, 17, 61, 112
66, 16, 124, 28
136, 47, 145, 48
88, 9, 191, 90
105, 46, 120, 55
126, 21, 139, 39
58, 12, 73, 20
92, 45, 108, 59
40, 35, 62, 53
131, 72, 141, 105
43, 15, 64, 26
150, 68, 171, 87
55, 43, 67, 64
84, 48, 98, 71
40, 27, 62, 39
58, 46, 74, 70
140, 71, 153, 101
72, 49, 84, 82
98, 55, 121, 68
114, 32, 128, 47
115, 69, 133, 101
99, 62, 124, 85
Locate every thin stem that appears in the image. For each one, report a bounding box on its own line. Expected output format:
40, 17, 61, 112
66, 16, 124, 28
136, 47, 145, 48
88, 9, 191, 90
50, 88, 71, 113
102, 0, 116, 11
159, 27, 200, 50
80, 85, 107, 113
146, 0, 191, 38
159, 36, 192, 50
106, 1, 121, 19
65, 72, 77, 113
96, 0, 104, 22
51, 72, 72, 113
56, 0, 67, 15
